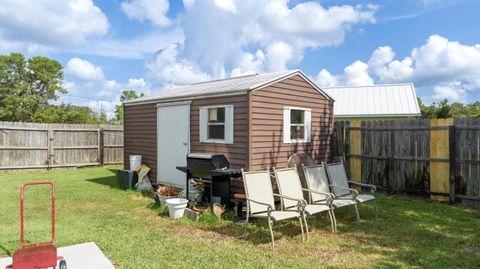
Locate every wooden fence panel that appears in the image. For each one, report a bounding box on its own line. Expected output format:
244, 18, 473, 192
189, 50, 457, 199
0, 121, 123, 170
454, 118, 480, 203
337, 118, 480, 204
52, 129, 100, 166
103, 129, 124, 165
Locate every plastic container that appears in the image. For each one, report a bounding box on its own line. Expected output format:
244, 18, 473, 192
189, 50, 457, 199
117, 170, 138, 189
129, 155, 142, 171
165, 198, 188, 219
156, 195, 178, 206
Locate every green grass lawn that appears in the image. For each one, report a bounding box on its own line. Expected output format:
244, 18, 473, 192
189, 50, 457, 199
1, 166, 479, 268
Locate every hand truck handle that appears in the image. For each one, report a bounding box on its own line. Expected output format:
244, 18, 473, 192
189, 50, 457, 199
20, 182, 55, 248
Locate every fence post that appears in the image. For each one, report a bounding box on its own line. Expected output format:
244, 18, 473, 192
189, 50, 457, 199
430, 118, 453, 201
349, 120, 362, 184
449, 125, 456, 204
47, 128, 54, 169
99, 128, 104, 166
389, 124, 395, 194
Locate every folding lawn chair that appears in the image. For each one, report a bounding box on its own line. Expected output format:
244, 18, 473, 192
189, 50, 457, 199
325, 161, 378, 218
274, 166, 336, 235
241, 169, 305, 249
302, 163, 361, 223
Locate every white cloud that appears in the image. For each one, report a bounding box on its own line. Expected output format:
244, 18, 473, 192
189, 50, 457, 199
314, 60, 373, 87
314, 35, 480, 102
368, 46, 395, 71
314, 69, 339, 87
121, 0, 171, 27
65, 58, 105, 82
146, 43, 212, 85
127, 78, 146, 89
230, 50, 265, 76
127, 78, 151, 95
370, 35, 480, 87
265, 42, 293, 72
260, 1, 376, 48
59, 77, 150, 118
172, 0, 377, 79
88, 100, 118, 118
86, 30, 184, 60
214, 0, 237, 13
344, 61, 374, 86
0, 0, 109, 54
431, 81, 467, 103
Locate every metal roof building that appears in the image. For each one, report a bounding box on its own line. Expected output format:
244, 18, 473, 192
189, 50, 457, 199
126, 70, 331, 106
323, 83, 421, 119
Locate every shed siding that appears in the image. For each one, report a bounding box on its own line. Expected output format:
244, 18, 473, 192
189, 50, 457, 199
190, 95, 249, 169
249, 75, 334, 170
124, 103, 157, 180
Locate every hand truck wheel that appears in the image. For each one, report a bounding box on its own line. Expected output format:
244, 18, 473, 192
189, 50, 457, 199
59, 260, 67, 269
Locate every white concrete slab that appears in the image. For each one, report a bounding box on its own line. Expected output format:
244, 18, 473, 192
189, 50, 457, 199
0, 242, 115, 269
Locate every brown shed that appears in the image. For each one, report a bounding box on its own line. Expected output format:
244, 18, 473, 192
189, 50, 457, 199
124, 70, 334, 188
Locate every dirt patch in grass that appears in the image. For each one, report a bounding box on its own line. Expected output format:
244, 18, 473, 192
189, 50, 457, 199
171, 222, 228, 242
465, 246, 480, 257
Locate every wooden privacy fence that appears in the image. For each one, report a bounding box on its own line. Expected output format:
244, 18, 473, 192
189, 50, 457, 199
0, 121, 123, 170
334, 118, 480, 205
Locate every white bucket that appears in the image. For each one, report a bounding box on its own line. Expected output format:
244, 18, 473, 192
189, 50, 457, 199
129, 155, 142, 171
158, 195, 177, 206
165, 198, 188, 219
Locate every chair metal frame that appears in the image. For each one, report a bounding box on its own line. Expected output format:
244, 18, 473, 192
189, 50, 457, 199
241, 168, 306, 250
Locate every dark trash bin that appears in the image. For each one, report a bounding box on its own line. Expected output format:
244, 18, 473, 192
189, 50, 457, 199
117, 170, 138, 190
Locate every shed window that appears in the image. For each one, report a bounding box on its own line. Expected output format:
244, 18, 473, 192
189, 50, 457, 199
199, 105, 234, 144
207, 107, 225, 139
283, 107, 311, 143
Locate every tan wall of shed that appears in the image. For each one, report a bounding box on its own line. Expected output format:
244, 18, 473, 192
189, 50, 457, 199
190, 95, 249, 169
249, 75, 334, 170
124, 103, 157, 180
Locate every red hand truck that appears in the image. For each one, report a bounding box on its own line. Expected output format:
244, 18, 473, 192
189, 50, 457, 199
6, 182, 67, 269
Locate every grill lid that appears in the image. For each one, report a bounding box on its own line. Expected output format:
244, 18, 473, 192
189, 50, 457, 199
186, 153, 230, 179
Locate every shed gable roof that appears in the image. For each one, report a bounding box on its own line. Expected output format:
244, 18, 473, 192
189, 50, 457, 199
125, 70, 331, 106
323, 83, 421, 118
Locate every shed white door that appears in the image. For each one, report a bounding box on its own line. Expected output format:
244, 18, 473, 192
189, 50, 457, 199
156, 102, 190, 187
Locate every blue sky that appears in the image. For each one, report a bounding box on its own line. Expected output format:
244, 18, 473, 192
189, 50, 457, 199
1, 0, 479, 117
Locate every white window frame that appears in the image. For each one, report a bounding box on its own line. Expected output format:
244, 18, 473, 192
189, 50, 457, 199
283, 106, 312, 144
199, 105, 234, 144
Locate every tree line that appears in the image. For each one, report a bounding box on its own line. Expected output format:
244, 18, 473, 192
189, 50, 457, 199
0, 53, 142, 125
417, 98, 480, 119
1, 52, 478, 124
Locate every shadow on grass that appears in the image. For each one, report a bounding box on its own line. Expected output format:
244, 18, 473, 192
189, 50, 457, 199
86, 176, 119, 189
85, 176, 154, 200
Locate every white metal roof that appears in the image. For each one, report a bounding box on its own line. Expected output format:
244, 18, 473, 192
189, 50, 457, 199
323, 83, 421, 118
125, 70, 331, 106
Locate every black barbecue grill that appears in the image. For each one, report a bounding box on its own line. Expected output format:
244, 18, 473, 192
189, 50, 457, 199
176, 153, 242, 204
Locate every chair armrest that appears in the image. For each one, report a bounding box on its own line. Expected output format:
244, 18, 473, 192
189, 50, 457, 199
245, 198, 274, 216
273, 194, 307, 210
348, 181, 376, 192
329, 184, 359, 199
302, 188, 333, 205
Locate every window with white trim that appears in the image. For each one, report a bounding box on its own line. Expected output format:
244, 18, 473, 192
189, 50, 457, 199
283, 107, 311, 143
199, 105, 234, 144
207, 107, 225, 139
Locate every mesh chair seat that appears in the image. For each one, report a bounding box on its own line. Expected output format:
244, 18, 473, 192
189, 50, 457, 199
254, 211, 301, 221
